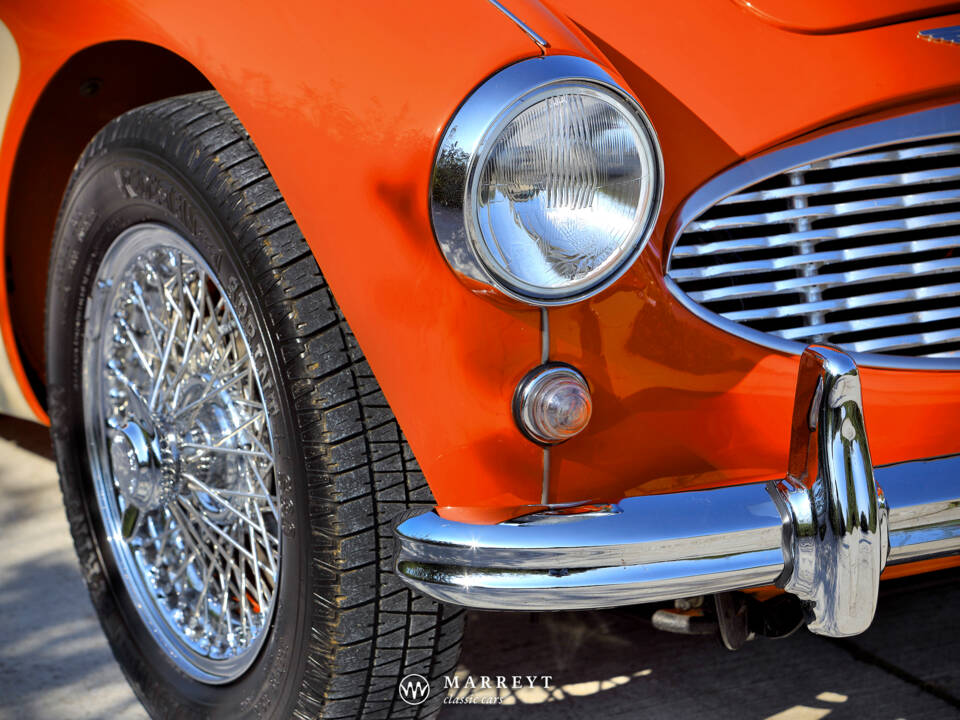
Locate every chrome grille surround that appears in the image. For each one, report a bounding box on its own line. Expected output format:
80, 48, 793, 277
666, 103, 960, 369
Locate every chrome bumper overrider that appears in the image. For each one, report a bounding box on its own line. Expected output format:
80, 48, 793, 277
394, 346, 960, 637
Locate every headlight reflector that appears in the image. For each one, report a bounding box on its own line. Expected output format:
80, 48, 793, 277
431, 57, 663, 305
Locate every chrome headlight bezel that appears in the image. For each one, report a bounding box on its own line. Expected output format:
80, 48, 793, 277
430, 55, 664, 306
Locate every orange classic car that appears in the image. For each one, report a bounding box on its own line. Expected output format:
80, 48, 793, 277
0, 0, 959, 717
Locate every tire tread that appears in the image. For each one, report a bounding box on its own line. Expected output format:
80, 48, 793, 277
54, 90, 463, 720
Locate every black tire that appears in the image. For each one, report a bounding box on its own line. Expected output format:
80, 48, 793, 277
46, 91, 463, 719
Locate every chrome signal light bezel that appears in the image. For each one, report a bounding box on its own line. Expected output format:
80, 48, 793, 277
512, 362, 593, 445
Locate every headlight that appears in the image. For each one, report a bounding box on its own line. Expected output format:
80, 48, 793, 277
431, 56, 663, 305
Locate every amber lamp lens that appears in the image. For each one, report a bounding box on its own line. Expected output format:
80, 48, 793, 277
518, 367, 592, 444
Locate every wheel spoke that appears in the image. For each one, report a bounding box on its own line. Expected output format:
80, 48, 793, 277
178, 496, 276, 582
149, 311, 180, 410
116, 316, 156, 379
248, 472, 279, 528
210, 413, 263, 448
173, 363, 250, 420
183, 472, 277, 542
106, 360, 151, 411
166, 274, 204, 409
132, 280, 162, 354
181, 442, 270, 460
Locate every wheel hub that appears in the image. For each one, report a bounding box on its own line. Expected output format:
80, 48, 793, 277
181, 386, 248, 523
111, 418, 182, 512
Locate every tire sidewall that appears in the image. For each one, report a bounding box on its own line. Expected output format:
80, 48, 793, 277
47, 144, 309, 719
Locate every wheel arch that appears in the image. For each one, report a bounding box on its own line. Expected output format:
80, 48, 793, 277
5, 40, 211, 412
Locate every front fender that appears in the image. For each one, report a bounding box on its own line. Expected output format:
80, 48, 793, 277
0, 0, 577, 519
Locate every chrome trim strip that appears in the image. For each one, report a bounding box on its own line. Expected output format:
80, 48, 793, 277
539, 307, 549, 364
540, 446, 550, 505
486, 0, 549, 48
395, 345, 959, 636
665, 102, 960, 371
0, 20, 35, 421
539, 307, 549, 503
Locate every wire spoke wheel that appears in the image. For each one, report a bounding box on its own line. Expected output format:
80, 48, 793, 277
83, 223, 280, 684
48, 92, 462, 718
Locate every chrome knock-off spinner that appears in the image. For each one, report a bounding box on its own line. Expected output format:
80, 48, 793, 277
110, 419, 182, 512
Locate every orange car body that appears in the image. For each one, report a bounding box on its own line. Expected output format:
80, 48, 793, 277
1, 0, 959, 583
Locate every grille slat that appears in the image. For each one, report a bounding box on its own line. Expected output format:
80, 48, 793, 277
776, 305, 960, 341
688, 187, 960, 233
845, 327, 960, 354
715, 165, 960, 206
670, 234, 960, 281
687, 256, 960, 304
668, 131, 960, 357
723, 281, 960, 322
671, 209, 960, 259
799, 141, 960, 171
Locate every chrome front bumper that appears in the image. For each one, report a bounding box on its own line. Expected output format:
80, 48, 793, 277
394, 346, 960, 637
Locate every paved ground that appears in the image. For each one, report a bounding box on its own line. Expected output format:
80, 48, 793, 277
1, 414, 958, 720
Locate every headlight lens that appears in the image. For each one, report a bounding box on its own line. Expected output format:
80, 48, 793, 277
472, 85, 659, 300
431, 57, 663, 306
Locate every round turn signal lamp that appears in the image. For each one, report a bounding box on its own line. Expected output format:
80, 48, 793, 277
514, 364, 592, 445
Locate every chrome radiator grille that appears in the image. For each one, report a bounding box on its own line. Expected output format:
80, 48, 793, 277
667, 134, 960, 357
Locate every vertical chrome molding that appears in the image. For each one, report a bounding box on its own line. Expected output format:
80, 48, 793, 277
541, 447, 550, 505
539, 307, 550, 503
786, 170, 825, 329
486, 0, 549, 49
0, 20, 34, 421
539, 307, 549, 364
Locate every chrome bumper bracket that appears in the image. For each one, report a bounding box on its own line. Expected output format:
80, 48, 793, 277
771, 346, 888, 637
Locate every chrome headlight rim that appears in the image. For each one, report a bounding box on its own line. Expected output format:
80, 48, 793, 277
430, 55, 664, 307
